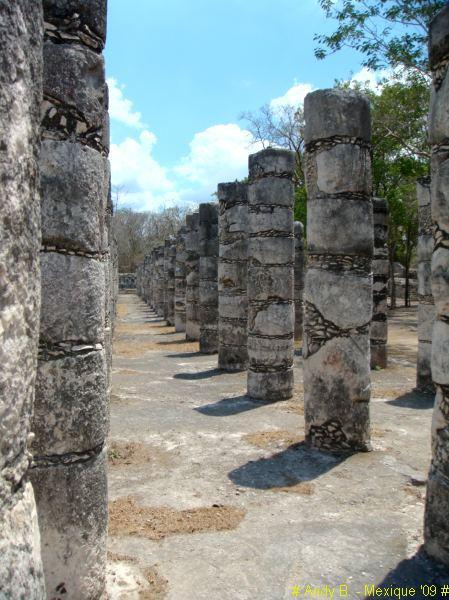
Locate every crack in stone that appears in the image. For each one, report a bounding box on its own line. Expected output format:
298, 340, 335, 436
308, 254, 372, 275
249, 231, 294, 238
38, 342, 104, 361
41, 244, 107, 260
44, 17, 104, 52
304, 301, 370, 358
305, 135, 371, 155
42, 94, 107, 155
249, 363, 293, 373
32, 443, 104, 468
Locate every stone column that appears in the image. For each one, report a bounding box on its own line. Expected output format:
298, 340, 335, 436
294, 221, 305, 341
155, 246, 165, 317
149, 250, 156, 308
247, 149, 295, 401
425, 5, 449, 565
303, 89, 373, 452
199, 203, 219, 354
31, 1, 110, 596
165, 237, 176, 326
175, 226, 188, 332
0, 2, 46, 597
371, 198, 389, 369
185, 212, 200, 341
218, 183, 249, 371
416, 179, 435, 391
163, 237, 176, 325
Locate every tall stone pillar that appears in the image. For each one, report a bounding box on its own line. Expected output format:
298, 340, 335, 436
0, 2, 46, 597
175, 226, 188, 332
247, 149, 295, 401
303, 89, 373, 452
149, 250, 156, 308
425, 5, 449, 565
199, 203, 219, 354
164, 237, 176, 326
185, 212, 200, 341
155, 246, 165, 317
31, 1, 110, 596
416, 179, 435, 390
218, 183, 249, 371
371, 198, 389, 369
294, 221, 305, 341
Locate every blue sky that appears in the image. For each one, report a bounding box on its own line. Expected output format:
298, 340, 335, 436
105, 0, 383, 211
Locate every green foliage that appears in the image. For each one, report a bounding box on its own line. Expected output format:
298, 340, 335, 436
294, 184, 307, 230
335, 71, 429, 304
315, 0, 445, 77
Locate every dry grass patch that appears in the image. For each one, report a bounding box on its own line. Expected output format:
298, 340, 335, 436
273, 482, 315, 495
278, 387, 305, 416
107, 553, 168, 599
244, 430, 304, 450
108, 442, 152, 467
142, 567, 169, 600
114, 338, 199, 357
109, 496, 245, 540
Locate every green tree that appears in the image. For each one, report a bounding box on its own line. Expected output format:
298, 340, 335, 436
315, 0, 445, 78
240, 103, 308, 228
340, 75, 429, 306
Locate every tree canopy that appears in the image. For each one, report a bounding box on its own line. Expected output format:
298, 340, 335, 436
315, 0, 446, 78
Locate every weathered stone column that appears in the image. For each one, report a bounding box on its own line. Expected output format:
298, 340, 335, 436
416, 179, 435, 390
185, 212, 200, 341
175, 226, 188, 332
247, 149, 295, 401
155, 246, 165, 317
31, 1, 110, 596
371, 198, 389, 369
0, 2, 46, 597
167, 237, 176, 327
199, 203, 219, 354
218, 183, 249, 371
294, 221, 305, 341
303, 89, 373, 452
425, 5, 449, 565
165, 237, 176, 326
149, 250, 156, 308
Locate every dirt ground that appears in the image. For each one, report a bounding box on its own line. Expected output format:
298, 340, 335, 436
106, 292, 449, 599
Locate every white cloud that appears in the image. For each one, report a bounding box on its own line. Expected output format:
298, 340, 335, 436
107, 77, 145, 129
350, 67, 395, 92
270, 82, 315, 110
110, 130, 178, 210
174, 124, 263, 187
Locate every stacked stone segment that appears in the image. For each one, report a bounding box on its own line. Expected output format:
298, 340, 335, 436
175, 227, 188, 332
303, 89, 373, 452
185, 212, 200, 341
425, 6, 449, 565
164, 237, 176, 326
371, 198, 389, 369
416, 179, 435, 391
31, 1, 110, 596
199, 203, 219, 354
246, 149, 296, 401
294, 221, 305, 341
218, 183, 249, 371
0, 2, 46, 596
